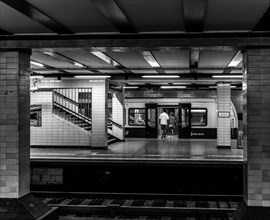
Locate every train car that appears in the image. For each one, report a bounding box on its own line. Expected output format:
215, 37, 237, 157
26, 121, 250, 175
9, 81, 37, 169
124, 98, 238, 139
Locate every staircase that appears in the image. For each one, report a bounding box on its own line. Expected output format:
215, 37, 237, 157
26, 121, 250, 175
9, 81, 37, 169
53, 103, 91, 132
52, 89, 120, 145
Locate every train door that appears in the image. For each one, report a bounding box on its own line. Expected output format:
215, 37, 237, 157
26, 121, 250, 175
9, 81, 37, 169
179, 103, 191, 138
145, 103, 158, 138
157, 107, 179, 137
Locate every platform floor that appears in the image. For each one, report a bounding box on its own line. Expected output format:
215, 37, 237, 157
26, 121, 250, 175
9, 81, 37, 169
30, 138, 243, 164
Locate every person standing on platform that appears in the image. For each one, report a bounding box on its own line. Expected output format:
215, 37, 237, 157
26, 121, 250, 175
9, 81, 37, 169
159, 109, 169, 139
168, 112, 176, 139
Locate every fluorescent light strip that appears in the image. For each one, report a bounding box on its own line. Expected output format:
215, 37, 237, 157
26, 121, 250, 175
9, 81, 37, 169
91, 51, 120, 67
123, 86, 139, 89
228, 51, 242, 67
212, 75, 243, 78
43, 51, 54, 57
74, 62, 84, 67
74, 75, 111, 79
30, 61, 44, 67
141, 51, 160, 68
209, 85, 237, 88
142, 75, 180, 78
161, 86, 186, 89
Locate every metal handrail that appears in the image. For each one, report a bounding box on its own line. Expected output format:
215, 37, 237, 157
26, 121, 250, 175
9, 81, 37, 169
53, 102, 91, 125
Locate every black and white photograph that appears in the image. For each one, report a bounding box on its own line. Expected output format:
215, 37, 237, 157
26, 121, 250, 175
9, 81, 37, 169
0, 0, 270, 219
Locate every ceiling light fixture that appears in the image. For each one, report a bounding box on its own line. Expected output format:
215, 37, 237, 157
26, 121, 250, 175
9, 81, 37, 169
43, 51, 54, 57
123, 86, 139, 89
228, 51, 242, 67
141, 51, 160, 68
160, 86, 186, 89
209, 85, 238, 89
74, 62, 84, 67
30, 61, 44, 67
212, 75, 243, 78
74, 75, 111, 79
91, 51, 120, 67
142, 75, 180, 78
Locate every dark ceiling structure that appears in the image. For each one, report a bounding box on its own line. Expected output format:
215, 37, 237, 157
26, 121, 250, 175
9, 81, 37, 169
1, 0, 270, 89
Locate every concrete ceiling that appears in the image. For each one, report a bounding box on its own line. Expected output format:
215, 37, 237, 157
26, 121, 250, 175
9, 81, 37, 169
1, 0, 269, 88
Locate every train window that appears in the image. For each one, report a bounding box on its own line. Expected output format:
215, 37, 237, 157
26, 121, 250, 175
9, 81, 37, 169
191, 108, 207, 126
129, 108, 146, 126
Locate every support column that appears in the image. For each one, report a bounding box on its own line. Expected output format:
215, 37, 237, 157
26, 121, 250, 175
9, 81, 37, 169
0, 50, 57, 219
234, 48, 270, 219
91, 79, 108, 148
112, 91, 125, 140
217, 83, 231, 148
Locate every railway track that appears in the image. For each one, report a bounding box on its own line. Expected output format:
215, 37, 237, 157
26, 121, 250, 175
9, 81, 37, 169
34, 192, 241, 219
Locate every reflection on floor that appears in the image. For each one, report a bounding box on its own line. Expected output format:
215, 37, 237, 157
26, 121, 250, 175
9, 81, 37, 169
31, 138, 243, 164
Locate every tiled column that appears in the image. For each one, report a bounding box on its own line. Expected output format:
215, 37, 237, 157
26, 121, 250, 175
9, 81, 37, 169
0, 50, 30, 198
234, 48, 270, 219
91, 80, 108, 148
112, 91, 125, 140
0, 50, 56, 219
217, 83, 231, 148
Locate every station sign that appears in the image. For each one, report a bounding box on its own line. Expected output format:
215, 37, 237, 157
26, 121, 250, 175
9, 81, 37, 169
109, 83, 123, 92
218, 112, 230, 118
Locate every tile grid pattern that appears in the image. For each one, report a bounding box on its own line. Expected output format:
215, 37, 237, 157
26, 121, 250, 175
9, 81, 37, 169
31, 91, 91, 146
243, 49, 270, 207
91, 80, 108, 148
112, 92, 125, 140
0, 50, 30, 198
217, 83, 231, 147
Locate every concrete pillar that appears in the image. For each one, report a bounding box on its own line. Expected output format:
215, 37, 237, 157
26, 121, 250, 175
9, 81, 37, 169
217, 83, 231, 148
0, 50, 57, 219
234, 48, 270, 219
91, 79, 108, 148
112, 92, 125, 140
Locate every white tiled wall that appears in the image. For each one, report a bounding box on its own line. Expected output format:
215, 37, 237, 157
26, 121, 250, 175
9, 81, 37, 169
112, 92, 125, 140
31, 91, 91, 146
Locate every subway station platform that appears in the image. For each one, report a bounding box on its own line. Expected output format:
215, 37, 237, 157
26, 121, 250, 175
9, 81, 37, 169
30, 138, 243, 165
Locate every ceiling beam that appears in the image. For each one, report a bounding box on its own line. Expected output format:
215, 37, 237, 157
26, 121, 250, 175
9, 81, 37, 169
141, 51, 165, 74
30, 67, 242, 74
91, 0, 136, 33
253, 3, 270, 31
1, 0, 73, 34
30, 59, 70, 75
0, 28, 12, 35
183, 0, 207, 32
2, 33, 270, 49
42, 51, 100, 73
223, 50, 242, 74
90, 49, 133, 74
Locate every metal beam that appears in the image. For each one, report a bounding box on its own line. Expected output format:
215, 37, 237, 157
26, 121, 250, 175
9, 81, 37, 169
90, 49, 133, 74
2, 33, 270, 49
183, 0, 207, 32
0, 28, 12, 35
30, 59, 70, 74
1, 0, 73, 34
91, 0, 136, 33
41, 51, 100, 73
253, 3, 270, 31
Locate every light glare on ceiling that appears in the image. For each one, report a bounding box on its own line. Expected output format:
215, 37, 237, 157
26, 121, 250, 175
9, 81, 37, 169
228, 51, 242, 67
31, 61, 44, 67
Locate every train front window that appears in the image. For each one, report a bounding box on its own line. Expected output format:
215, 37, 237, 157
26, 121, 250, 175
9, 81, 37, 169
191, 108, 207, 126
129, 108, 146, 126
